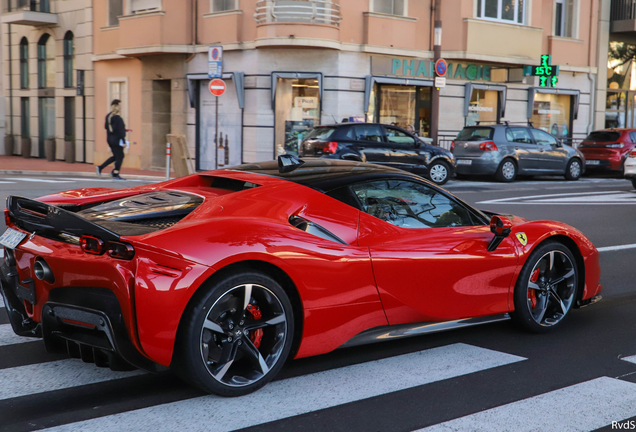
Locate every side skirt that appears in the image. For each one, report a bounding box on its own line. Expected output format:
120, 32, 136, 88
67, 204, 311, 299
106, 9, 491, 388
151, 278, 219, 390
340, 314, 510, 349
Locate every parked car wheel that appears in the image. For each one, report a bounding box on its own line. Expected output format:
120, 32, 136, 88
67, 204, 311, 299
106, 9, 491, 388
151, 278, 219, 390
511, 241, 578, 333
631, 179, 636, 190
565, 159, 582, 181
427, 160, 450, 185
174, 271, 294, 397
495, 159, 517, 182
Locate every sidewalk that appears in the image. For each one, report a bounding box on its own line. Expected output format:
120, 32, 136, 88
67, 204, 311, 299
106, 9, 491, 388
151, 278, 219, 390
0, 156, 166, 180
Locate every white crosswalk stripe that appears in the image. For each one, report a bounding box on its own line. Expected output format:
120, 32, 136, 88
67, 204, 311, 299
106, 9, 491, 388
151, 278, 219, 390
0, 360, 143, 401
416, 377, 636, 432
0, 323, 36, 346
42, 344, 525, 432
4, 178, 76, 183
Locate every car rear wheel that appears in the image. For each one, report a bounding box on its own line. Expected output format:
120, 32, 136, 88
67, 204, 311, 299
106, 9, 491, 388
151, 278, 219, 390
174, 271, 294, 396
511, 241, 578, 333
565, 159, 582, 181
427, 161, 450, 185
631, 178, 636, 190
495, 159, 517, 182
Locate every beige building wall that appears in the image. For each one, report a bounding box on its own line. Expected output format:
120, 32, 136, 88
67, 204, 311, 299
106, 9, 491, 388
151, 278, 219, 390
2, 0, 94, 161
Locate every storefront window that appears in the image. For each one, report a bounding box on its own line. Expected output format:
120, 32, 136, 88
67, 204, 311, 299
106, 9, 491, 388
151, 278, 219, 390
375, 85, 431, 137
530, 93, 572, 139
275, 78, 320, 156
466, 89, 499, 126
605, 91, 626, 128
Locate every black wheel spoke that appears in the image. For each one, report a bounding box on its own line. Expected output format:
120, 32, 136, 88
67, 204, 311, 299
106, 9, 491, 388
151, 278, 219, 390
551, 268, 575, 286
240, 337, 270, 375
203, 319, 224, 334
211, 342, 240, 381
531, 294, 549, 323
549, 289, 568, 315
245, 312, 286, 331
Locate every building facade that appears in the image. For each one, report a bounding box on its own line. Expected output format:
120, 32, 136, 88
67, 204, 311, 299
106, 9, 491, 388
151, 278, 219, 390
91, 0, 609, 171
2, 0, 94, 161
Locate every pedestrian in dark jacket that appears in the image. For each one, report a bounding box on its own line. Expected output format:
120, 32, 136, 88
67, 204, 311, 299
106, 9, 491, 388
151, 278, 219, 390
96, 99, 127, 180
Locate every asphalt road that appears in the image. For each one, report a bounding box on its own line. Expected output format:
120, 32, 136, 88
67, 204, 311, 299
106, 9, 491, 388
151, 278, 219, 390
0, 173, 635, 432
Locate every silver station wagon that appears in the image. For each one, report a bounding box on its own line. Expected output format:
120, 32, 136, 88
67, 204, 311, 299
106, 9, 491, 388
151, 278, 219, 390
451, 124, 585, 182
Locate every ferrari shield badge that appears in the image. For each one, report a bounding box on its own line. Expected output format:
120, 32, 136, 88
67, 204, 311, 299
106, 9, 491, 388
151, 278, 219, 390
515, 232, 528, 246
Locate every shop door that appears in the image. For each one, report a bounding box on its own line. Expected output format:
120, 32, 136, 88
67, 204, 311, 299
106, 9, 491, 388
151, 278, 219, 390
531, 93, 573, 142
466, 89, 500, 126
275, 78, 321, 156
199, 79, 242, 170
38, 97, 55, 158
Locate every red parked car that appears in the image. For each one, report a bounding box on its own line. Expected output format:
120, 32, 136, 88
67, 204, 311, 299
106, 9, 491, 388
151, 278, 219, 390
0, 158, 602, 396
578, 129, 636, 173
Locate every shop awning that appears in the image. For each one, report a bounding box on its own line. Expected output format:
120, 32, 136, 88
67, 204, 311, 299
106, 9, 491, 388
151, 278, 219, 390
464, 83, 507, 118
186, 72, 245, 109
270, 72, 324, 110
527, 87, 580, 120
364, 76, 433, 113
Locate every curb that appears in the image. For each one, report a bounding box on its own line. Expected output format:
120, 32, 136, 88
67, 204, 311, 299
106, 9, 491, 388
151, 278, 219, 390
0, 169, 166, 181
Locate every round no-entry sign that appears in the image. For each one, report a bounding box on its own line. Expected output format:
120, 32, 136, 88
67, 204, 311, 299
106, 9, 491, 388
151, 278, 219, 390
209, 79, 226, 96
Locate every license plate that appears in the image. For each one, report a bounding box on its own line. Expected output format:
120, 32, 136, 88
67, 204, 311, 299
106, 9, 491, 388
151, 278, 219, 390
586, 160, 600, 165
456, 159, 472, 165
0, 228, 27, 249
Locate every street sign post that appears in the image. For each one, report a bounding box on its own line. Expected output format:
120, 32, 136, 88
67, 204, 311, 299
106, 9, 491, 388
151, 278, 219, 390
208, 46, 223, 79
434, 77, 446, 89
208, 78, 226, 169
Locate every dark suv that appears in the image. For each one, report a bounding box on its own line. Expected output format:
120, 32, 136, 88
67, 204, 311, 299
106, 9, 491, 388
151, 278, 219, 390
298, 123, 456, 185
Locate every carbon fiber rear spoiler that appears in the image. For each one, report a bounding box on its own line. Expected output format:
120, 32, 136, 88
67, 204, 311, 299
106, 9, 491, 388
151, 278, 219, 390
6, 195, 120, 243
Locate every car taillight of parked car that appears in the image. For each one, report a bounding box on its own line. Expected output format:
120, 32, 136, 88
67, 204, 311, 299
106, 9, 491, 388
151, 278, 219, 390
629, 150, 636, 158
450, 141, 455, 152
4, 209, 11, 227
325, 142, 338, 154
479, 141, 498, 151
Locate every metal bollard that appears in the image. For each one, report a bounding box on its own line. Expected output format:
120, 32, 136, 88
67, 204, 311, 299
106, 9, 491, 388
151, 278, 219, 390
166, 141, 171, 180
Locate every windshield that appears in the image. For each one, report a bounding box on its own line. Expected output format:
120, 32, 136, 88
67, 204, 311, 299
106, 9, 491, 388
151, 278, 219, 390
456, 127, 494, 141
304, 127, 337, 141
583, 131, 621, 143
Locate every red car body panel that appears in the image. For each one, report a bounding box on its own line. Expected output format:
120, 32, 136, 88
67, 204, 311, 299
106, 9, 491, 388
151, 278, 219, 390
5, 167, 601, 370
579, 129, 636, 171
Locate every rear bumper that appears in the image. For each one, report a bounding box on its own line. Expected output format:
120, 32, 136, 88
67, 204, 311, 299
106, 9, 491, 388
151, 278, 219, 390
580, 151, 624, 171
454, 157, 500, 175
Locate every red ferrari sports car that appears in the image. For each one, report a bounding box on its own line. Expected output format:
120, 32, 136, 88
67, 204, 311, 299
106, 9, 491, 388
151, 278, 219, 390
0, 157, 602, 396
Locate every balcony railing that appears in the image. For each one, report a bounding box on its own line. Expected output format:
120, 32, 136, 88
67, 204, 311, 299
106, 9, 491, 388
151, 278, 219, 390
611, 0, 636, 21
4, 0, 50, 13
254, 0, 342, 26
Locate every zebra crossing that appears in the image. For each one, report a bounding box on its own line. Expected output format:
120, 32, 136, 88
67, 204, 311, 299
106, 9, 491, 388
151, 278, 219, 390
1, 298, 636, 432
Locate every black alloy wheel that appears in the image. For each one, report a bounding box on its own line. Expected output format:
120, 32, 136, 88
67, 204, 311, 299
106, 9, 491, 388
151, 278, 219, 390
174, 271, 294, 396
511, 241, 578, 333
565, 159, 582, 181
427, 161, 450, 185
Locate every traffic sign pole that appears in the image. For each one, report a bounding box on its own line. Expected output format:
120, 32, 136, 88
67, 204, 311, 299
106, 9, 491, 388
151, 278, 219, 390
430, 0, 442, 146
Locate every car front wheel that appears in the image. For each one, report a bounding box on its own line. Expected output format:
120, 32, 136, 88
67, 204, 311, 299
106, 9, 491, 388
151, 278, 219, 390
511, 241, 578, 333
565, 159, 582, 181
174, 271, 294, 396
427, 161, 450, 185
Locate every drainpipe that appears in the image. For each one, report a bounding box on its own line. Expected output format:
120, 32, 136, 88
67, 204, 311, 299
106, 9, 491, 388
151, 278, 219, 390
186, 0, 197, 63
8, 21, 13, 139
587, 0, 596, 134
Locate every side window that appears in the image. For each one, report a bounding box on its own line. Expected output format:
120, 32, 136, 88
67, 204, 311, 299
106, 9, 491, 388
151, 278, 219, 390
351, 179, 474, 229
506, 127, 534, 144
629, 132, 636, 143
352, 125, 384, 142
532, 129, 558, 146
385, 127, 416, 146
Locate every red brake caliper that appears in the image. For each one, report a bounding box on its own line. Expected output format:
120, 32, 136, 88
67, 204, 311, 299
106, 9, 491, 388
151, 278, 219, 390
246, 304, 263, 348
528, 268, 540, 309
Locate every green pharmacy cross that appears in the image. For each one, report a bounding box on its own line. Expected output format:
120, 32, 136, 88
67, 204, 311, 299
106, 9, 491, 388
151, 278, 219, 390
523, 55, 559, 87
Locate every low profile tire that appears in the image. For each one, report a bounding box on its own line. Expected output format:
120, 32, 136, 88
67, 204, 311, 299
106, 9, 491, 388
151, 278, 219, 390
632, 179, 636, 190
174, 271, 294, 397
427, 161, 450, 185
511, 241, 579, 333
495, 159, 517, 182
565, 159, 582, 181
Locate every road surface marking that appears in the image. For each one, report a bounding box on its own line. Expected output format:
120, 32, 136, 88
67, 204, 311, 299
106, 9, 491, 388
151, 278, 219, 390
0, 360, 143, 401
0, 324, 36, 346
478, 191, 636, 205
598, 244, 636, 252
4, 178, 75, 183
416, 377, 636, 432
43, 344, 525, 432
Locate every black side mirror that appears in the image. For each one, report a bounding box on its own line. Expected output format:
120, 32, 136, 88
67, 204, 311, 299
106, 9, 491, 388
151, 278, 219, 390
487, 215, 512, 251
